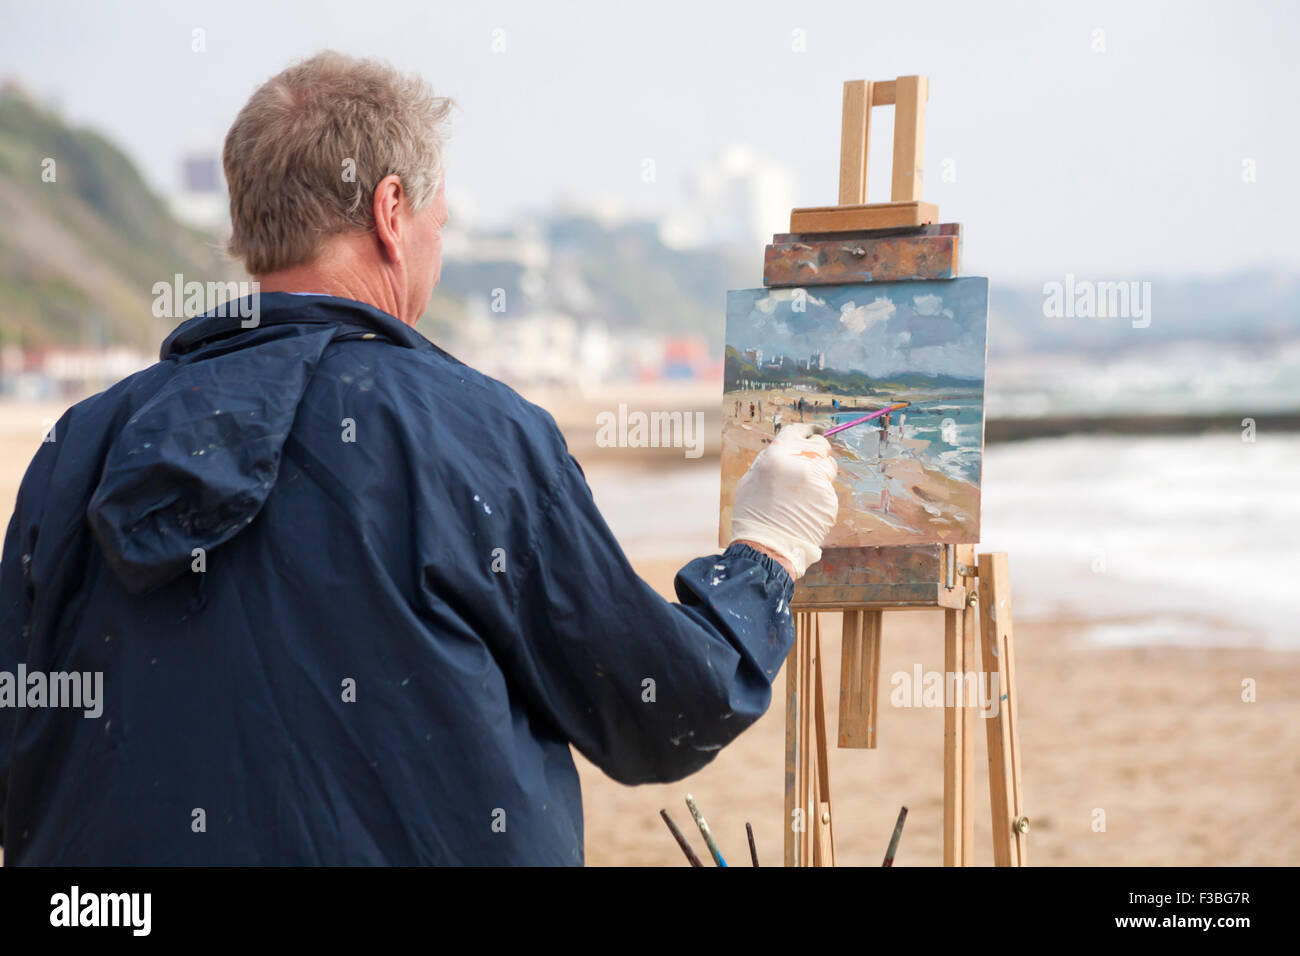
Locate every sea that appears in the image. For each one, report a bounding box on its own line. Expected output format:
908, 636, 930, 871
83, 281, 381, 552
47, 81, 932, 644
828, 388, 984, 486
585, 343, 1300, 650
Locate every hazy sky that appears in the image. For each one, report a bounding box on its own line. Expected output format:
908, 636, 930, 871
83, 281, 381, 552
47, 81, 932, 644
2, 0, 1297, 282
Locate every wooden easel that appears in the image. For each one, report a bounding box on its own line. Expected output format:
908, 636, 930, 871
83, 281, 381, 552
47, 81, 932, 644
777, 77, 1029, 867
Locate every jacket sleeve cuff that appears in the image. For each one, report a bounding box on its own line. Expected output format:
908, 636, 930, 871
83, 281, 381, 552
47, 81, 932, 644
722, 541, 795, 596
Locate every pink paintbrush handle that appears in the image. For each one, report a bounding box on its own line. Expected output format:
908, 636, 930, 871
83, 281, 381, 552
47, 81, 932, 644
822, 402, 908, 437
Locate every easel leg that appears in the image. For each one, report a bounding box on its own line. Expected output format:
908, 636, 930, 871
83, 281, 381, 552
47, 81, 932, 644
786, 611, 813, 865
942, 608, 968, 865
783, 614, 801, 867
811, 614, 835, 866
838, 609, 883, 748
978, 553, 1028, 866
961, 583, 976, 863
800, 614, 814, 865
785, 610, 836, 866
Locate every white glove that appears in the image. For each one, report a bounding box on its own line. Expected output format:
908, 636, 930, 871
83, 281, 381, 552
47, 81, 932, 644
728, 423, 839, 578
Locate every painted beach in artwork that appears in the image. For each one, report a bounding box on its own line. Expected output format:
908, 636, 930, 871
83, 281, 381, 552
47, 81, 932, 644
718, 277, 990, 549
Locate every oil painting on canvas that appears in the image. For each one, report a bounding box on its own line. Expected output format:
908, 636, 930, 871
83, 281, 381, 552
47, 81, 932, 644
718, 277, 990, 550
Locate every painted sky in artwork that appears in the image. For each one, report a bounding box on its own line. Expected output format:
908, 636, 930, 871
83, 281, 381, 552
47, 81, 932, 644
725, 278, 989, 381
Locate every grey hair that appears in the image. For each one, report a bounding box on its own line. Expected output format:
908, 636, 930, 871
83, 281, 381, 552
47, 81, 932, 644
223, 51, 454, 275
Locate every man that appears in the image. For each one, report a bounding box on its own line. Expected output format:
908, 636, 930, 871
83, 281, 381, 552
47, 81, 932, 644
0, 52, 838, 865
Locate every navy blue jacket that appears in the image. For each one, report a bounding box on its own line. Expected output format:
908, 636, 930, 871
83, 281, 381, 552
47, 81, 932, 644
0, 293, 794, 865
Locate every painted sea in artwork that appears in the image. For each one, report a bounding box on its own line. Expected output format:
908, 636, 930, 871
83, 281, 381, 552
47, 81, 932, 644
718, 278, 990, 548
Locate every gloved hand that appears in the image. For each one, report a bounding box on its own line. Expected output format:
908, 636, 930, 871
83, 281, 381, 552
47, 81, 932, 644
728, 422, 839, 579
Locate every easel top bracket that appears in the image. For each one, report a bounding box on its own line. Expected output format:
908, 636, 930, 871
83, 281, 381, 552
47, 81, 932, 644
790, 75, 937, 234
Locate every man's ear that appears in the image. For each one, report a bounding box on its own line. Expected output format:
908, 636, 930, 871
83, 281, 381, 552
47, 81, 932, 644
372, 174, 405, 264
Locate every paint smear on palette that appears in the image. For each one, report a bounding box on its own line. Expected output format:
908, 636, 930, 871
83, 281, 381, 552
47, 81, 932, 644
718, 278, 990, 548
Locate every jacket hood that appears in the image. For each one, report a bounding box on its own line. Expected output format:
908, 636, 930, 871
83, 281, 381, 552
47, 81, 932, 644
87, 293, 430, 595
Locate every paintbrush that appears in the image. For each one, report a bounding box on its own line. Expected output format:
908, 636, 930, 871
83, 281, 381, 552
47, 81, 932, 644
821, 401, 910, 437
660, 809, 704, 867
882, 805, 909, 866
684, 794, 727, 867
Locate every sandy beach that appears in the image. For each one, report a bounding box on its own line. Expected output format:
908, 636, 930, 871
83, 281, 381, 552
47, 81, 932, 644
2, 393, 1297, 867
573, 556, 1300, 867
568, 389, 1300, 867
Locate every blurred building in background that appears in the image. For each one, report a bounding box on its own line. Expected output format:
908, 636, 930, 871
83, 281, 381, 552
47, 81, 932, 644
171, 151, 228, 233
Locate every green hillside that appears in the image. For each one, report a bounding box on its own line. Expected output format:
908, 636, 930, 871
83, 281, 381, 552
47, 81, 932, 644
0, 82, 242, 351
724, 344, 983, 394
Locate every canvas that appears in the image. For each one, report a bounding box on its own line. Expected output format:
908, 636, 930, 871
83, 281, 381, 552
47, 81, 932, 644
718, 277, 990, 550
